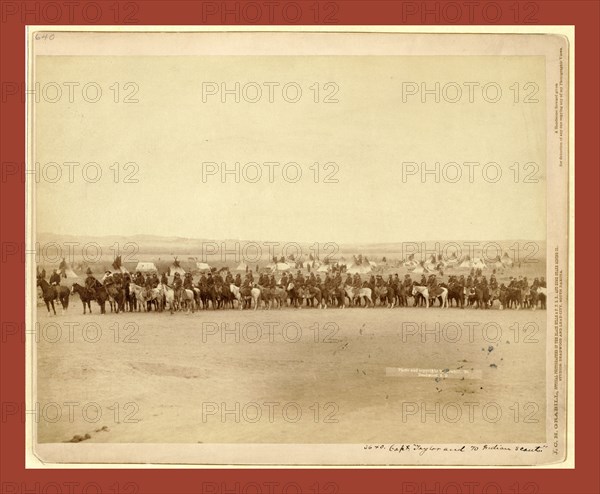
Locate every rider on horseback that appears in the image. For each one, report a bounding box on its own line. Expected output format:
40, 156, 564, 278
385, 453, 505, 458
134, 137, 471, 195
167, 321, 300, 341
183, 273, 193, 290
103, 271, 114, 286
49, 270, 61, 286
85, 268, 98, 296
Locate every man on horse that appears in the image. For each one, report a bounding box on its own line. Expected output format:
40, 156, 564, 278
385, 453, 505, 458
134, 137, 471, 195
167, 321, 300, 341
160, 272, 168, 286
85, 268, 98, 296
58, 258, 68, 278
143, 273, 153, 299
101, 270, 112, 284
173, 272, 183, 289
49, 269, 61, 286
183, 272, 194, 290
490, 274, 498, 290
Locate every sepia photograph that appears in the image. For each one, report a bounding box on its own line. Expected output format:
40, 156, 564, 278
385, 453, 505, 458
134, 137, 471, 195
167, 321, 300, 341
25, 28, 571, 466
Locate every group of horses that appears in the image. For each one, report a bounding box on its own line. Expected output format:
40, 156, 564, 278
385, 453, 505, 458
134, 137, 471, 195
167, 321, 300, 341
40, 272, 547, 315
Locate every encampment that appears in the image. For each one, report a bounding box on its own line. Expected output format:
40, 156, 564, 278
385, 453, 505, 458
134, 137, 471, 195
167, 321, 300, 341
411, 264, 431, 275
61, 265, 79, 278
346, 263, 372, 275
135, 262, 158, 273
196, 262, 211, 272
272, 262, 292, 272
501, 253, 514, 267
170, 265, 186, 276
472, 258, 487, 269
458, 256, 472, 269
235, 262, 248, 272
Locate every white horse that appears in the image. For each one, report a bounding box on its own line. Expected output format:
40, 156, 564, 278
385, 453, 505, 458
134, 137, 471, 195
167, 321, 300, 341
344, 285, 373, 307
251, 287, 261, 310
129, 283, 149, 312
412, 285, 430, 308
229, 284, 242, 310
239, 286, 261, 310
431, 287, 449, 308
179, 288, 196, 313
158, 283, 175, 313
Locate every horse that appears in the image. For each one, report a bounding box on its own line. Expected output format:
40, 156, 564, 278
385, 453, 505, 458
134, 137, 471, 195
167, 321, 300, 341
70, 283, 93, 314
394, 283, 408, 307
271, 286, 288, 309
286, 282, 302, 308
374, 286, 394, 308
505, 286, 522, 309
429, 286, 449, 308
147, 286, 163, 311
345, 285, 373, 307
205, 285, 221, 309
240, 286, 261, 310
217, 283, 235, 309
129, 283, 149, 312
196, 283, 211, 309
123, 279, 136, 312
258, 286, 273, 310
229, 284, 243, 310
104, 279, 125, 313
329, 284, 346, 308
472, 285, 489, 309
192, 286, 203, 309
411, 285, 430, 308
532, 286, 547, 309
447, 282, 465, 308
157, 283, 175, 314
179, 288, 196, 312
87, 279, 110, 314
304, 286, 325, 308
488, 286, 505, 309
53, 284, 71, 312
37, 277, 58, 315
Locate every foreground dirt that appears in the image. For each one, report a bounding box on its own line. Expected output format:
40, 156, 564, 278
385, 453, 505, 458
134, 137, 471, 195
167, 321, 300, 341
36, 303, 546, 444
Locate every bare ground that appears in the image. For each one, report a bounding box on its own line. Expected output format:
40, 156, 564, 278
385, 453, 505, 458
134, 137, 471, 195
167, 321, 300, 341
36, 301, 546, 444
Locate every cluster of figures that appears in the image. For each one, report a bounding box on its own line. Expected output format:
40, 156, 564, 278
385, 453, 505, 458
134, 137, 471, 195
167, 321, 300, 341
37, 264, 548, 315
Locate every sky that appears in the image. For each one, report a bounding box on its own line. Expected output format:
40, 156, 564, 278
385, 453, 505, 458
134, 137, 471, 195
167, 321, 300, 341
35, 51, 547, 244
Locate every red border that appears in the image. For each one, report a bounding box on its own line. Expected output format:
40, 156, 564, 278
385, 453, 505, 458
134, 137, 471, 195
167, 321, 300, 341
1, 1, 598, 493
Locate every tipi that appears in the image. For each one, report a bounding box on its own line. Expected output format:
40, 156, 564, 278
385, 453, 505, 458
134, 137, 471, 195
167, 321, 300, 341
169, 257, 186, 276
472, 258, 487, 269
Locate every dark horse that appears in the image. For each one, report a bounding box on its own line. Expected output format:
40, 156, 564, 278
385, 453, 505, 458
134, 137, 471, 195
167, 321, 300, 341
37, 277, 69, 315
447, 279, 465, 308
88, 279, 110, 314
70, 283, 94, 314
105, 274, 125, 313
